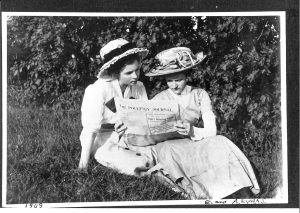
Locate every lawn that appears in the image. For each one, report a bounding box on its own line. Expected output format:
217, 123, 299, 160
5, 105, 282, 204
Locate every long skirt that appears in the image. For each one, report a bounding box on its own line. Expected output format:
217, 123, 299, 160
93, 131, 156, 176
154, 135, 260, 199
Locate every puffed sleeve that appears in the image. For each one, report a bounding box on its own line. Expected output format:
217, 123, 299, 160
79, 83, 106, 169
190, 90, 217, 141
81, 84, 105, 133
199, 90, 213, 115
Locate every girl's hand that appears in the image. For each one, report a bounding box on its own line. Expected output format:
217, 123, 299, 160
174, 121, 194, 136
76, 166, 88, 174
114, 120, 127, 138
78, 160, 89, 172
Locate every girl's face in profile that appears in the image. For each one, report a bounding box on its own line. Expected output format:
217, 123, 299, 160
165, 72, 187, 95
118, 59, 141, 88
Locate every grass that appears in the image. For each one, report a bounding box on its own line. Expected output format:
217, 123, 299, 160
6, 106, 185, 204
5, 105, 283, 204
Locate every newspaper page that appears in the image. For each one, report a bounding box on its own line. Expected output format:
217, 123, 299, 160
115, 97, 184, 146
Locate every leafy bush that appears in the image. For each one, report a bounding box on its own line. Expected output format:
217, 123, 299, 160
7, 16, 197, 109
193, 17, 281, 161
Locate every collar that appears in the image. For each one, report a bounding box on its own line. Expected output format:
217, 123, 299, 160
111, 79, 131, 98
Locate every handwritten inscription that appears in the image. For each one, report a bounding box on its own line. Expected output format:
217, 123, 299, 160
232, 199, 266, 204
205, 199, 266, 205
205, 200, 227, 204
25, 203, 43, 208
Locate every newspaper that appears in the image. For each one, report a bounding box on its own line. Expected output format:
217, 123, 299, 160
115, 97, 185, 146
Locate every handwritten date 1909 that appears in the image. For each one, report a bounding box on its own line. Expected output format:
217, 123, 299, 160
25, 203, 43, 208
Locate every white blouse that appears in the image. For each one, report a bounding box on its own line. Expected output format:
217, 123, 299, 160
154, 86, 217, 141
80, 78, 148, 152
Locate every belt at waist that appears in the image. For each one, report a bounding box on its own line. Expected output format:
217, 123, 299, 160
100, 123, 115, 133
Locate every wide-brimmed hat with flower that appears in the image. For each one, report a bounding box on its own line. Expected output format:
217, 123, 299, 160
97, 38, 149, 78
146, 47, 206, 77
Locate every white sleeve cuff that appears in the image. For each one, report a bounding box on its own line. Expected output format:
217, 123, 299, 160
190, 111, 217, 141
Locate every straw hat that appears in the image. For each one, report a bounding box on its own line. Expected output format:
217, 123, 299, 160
97, 38, 149, 78
146, 47, 206, 77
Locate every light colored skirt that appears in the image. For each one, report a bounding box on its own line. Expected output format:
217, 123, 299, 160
93, 131, 156, 176
92, 131, 260, 199
154, 135, 261, 199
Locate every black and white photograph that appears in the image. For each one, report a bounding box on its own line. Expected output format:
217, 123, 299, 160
1, 0, 299, 210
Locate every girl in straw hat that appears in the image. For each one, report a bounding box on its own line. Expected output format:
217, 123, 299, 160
78, 38, 154, 175
145, 47, 261, 199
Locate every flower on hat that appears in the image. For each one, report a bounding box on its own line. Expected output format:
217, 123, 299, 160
146, 47, 206, 77
97, 38, 149, 78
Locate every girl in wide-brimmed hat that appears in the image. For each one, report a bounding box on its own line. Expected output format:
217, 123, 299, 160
78, 38, 153, 175
146, 47, 260, 199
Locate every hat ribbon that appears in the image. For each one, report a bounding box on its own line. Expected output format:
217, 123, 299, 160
176, 50, 195, 68
153, 51, 197, 72
103, 42, 136, 64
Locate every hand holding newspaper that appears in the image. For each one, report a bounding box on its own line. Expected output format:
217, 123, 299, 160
115, 97, 185, 146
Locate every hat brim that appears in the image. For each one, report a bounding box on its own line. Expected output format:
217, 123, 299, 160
145, 55, 206, 77
97, 48, 149, 78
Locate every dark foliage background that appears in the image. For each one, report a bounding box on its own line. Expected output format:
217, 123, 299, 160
7, 16, 282, 198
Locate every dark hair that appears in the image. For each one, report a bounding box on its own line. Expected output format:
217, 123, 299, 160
106, 53, 141, 78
